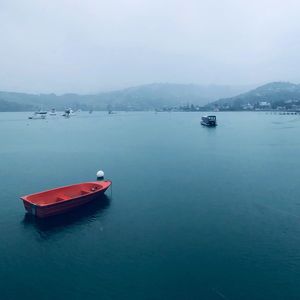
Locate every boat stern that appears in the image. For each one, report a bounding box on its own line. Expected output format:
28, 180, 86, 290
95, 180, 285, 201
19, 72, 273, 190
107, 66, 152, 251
21, 197, 38, 216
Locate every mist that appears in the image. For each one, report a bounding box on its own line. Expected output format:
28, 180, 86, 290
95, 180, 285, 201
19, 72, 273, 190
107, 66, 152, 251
1, 0, 300, 93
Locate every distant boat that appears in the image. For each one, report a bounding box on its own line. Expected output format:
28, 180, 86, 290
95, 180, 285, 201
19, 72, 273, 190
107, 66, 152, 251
28, 111, 47, 119
89, 109, 93, 114
108, 109, 116, 115
201, 115, 217, 127
62, 109, 70, 117
62, 108, 75, 117
107, 104, 115, 114
49, 108, 56, 116
21, 180, 111, 218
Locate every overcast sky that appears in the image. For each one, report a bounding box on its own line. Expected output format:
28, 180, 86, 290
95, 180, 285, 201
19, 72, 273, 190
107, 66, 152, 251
0, 0, 300, 93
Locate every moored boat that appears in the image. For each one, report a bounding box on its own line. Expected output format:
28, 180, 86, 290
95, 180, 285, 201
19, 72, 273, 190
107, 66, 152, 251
49, 108, 57, 116
201, 115, 217, 127
28, 111, 47, 119
62, 108, 75, 117
21, 180, 111, 218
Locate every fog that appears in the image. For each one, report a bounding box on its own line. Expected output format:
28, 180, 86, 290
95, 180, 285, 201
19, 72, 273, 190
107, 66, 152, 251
1, 0, 300, 93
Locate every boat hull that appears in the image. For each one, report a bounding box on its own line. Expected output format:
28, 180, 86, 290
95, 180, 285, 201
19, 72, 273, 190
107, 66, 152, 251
201, 121, 217, 127
21, 181, 111, 218
28, 115, 46, 120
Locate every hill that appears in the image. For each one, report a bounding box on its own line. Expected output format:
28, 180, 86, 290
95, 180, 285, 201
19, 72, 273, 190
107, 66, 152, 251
0, 83, 250, 111
89, 83, 250, 110
210, 82, 300, 110
0, 99, 35, 111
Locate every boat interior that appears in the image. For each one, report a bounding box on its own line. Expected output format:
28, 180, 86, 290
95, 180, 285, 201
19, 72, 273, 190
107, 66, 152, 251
23, 182, 105, 206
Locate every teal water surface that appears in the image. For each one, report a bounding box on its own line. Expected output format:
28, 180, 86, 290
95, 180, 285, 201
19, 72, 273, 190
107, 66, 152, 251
0, 112, 300, 299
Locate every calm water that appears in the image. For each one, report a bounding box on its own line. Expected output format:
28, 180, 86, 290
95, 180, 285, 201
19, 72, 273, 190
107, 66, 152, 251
1, 111, 300, 299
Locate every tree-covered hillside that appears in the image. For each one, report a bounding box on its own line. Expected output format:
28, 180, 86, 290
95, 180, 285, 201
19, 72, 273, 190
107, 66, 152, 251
0, 83, 250, 111
209, 82, 300, 110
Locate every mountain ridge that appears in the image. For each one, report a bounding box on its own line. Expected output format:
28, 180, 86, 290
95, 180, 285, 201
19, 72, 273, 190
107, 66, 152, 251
0, 83, 252, 111
209, 81, 300, 110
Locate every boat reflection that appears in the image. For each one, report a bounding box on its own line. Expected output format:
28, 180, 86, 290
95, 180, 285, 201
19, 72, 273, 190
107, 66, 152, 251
22, 195, 111, 236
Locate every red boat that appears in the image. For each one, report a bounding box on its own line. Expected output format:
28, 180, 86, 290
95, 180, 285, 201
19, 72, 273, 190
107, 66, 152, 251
21, 180, 111, 218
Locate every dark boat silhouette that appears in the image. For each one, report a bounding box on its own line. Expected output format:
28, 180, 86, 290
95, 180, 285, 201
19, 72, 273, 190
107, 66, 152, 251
201, 115, 217, 127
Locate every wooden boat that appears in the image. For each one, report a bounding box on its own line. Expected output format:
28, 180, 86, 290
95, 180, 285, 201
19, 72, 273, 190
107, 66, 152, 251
21, 180, 111, 218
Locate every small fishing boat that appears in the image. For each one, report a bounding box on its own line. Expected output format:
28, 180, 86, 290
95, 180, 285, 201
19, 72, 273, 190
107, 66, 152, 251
21, 179, 111, 218
62, 108, 70, 117
49, 108, 57, 116
201, 115, 217, 127
107, 104, 116, 114
62, 108, 75, 117
28, 111, 47, 119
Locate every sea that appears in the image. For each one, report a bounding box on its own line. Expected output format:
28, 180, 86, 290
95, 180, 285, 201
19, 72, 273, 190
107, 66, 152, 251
0, 111, 300, 299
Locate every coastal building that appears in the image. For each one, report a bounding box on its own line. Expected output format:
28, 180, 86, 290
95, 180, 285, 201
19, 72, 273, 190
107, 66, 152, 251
242, 103, 254, 110
259, 101, 271, 108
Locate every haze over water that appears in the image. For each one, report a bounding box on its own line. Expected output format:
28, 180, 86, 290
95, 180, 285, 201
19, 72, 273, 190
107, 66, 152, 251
1, 1, 300, 93
1, 112, 300, 299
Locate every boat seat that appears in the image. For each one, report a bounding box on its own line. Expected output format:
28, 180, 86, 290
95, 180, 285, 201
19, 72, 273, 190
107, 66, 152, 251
90, 186, 99, 192
56, 194, 70, 202
80, 189, 90, 195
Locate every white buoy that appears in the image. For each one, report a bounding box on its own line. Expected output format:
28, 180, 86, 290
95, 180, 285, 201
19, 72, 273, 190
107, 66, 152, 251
96, 170, 104, 181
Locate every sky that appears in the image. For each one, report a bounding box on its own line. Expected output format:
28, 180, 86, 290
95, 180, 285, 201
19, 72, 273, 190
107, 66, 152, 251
0, 0, 300, 94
